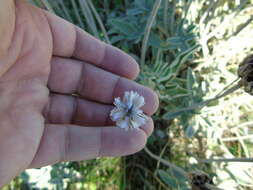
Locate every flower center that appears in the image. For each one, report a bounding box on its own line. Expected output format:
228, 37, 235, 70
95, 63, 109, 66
126, 104, 134, 116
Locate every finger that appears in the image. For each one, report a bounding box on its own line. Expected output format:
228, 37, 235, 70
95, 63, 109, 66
141, 118, 154, 137
29, 124, 147, 168
44, 93, 113, 126
44, 94, 154, 136
48, 57, 159, 115
45, 12, 139, 79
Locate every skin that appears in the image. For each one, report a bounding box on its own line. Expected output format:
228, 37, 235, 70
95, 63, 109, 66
0, 0, 159, 187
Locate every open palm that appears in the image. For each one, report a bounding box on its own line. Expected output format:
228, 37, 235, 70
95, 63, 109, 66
0, 1, 158, 186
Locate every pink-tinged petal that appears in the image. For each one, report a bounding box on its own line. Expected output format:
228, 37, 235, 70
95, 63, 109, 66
123, 91, 130, 104
132, 108, 143, 116
132, 114, 147, 126
110, 109, 125, 121
116, 117, 130, 130
133, 95, 145, 109
123, 91, 135, 109
129, 119, 140, 129
114, 97, 125, 109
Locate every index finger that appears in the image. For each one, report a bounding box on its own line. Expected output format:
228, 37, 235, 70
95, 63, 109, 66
44, 11, 139, 79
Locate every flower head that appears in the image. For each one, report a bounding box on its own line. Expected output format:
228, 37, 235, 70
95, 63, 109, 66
110, 91, 148, 130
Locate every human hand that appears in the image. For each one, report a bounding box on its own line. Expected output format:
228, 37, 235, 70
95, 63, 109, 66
0, 0, 158, 186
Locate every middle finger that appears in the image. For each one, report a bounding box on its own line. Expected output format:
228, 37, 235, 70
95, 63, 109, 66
48, 57, 158, 115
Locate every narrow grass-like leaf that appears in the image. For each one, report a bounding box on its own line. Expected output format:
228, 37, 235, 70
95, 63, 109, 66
110, 19, 137, 35
78, 0, 99, 38
187, 67, 195, 96
70, 0, 85, 28
163, 110, 188, 120
110, 35, 125, 44
232, 15, 253, 37
163, 0, 169, 32
140, 0, 162, 66
87, 0, 111, 43
57, 0, 74, 22
169, 0, 176, 35
185, 124, 199, 138
156, 44, 200, 83
158, 170, 178, 188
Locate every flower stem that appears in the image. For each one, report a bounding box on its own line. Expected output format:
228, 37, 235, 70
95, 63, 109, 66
140, 0, 162, 66
144, 147, 187, 178
221, 134, 253, 142
201, 158, 253, 163
164, 80, 242, 119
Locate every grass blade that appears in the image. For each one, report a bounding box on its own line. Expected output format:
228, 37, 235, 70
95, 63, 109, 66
70, 0, 85, 28
144, 147, 187, 178
163, 0, 169, 32
140, 0, 162, 66
78, 0, 99, 38
87, 0, 111, 43
201, 158, 253, 163
58, 0, 74, 22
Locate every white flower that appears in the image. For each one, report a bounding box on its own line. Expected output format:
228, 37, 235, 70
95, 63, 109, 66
110, 91, 148, 130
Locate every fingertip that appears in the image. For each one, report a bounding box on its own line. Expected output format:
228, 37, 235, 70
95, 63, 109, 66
100, 128, 147, 157
140, 86, 159, 115
101, 45, 140, 79
128, 56, 140, 80
125, 129, 147, 155
140, 117, 154, 137
147, 88, 159, 115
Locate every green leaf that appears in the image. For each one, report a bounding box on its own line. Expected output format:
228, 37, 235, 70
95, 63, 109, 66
170, 44, 200, 74
107, 28, 119, 35
166, 85, 189, 96
169, 168, 188, 181
127, 8, 146, 15
185, 125, 196, 138
166, 36, 183, 45
148, 32, 162, 48
158, 170, 178, 188
169, 169, 190, 189
156, 44, 200, 83
110, 35, 125, 44
187, 67, 195, 93
110, 19, 137, 35
185, 117, 199, 138
163, 110, 186, 120
134, 0, 148, 8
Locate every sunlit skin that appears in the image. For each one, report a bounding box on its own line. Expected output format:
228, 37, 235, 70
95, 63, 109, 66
0, 0, 159, 187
